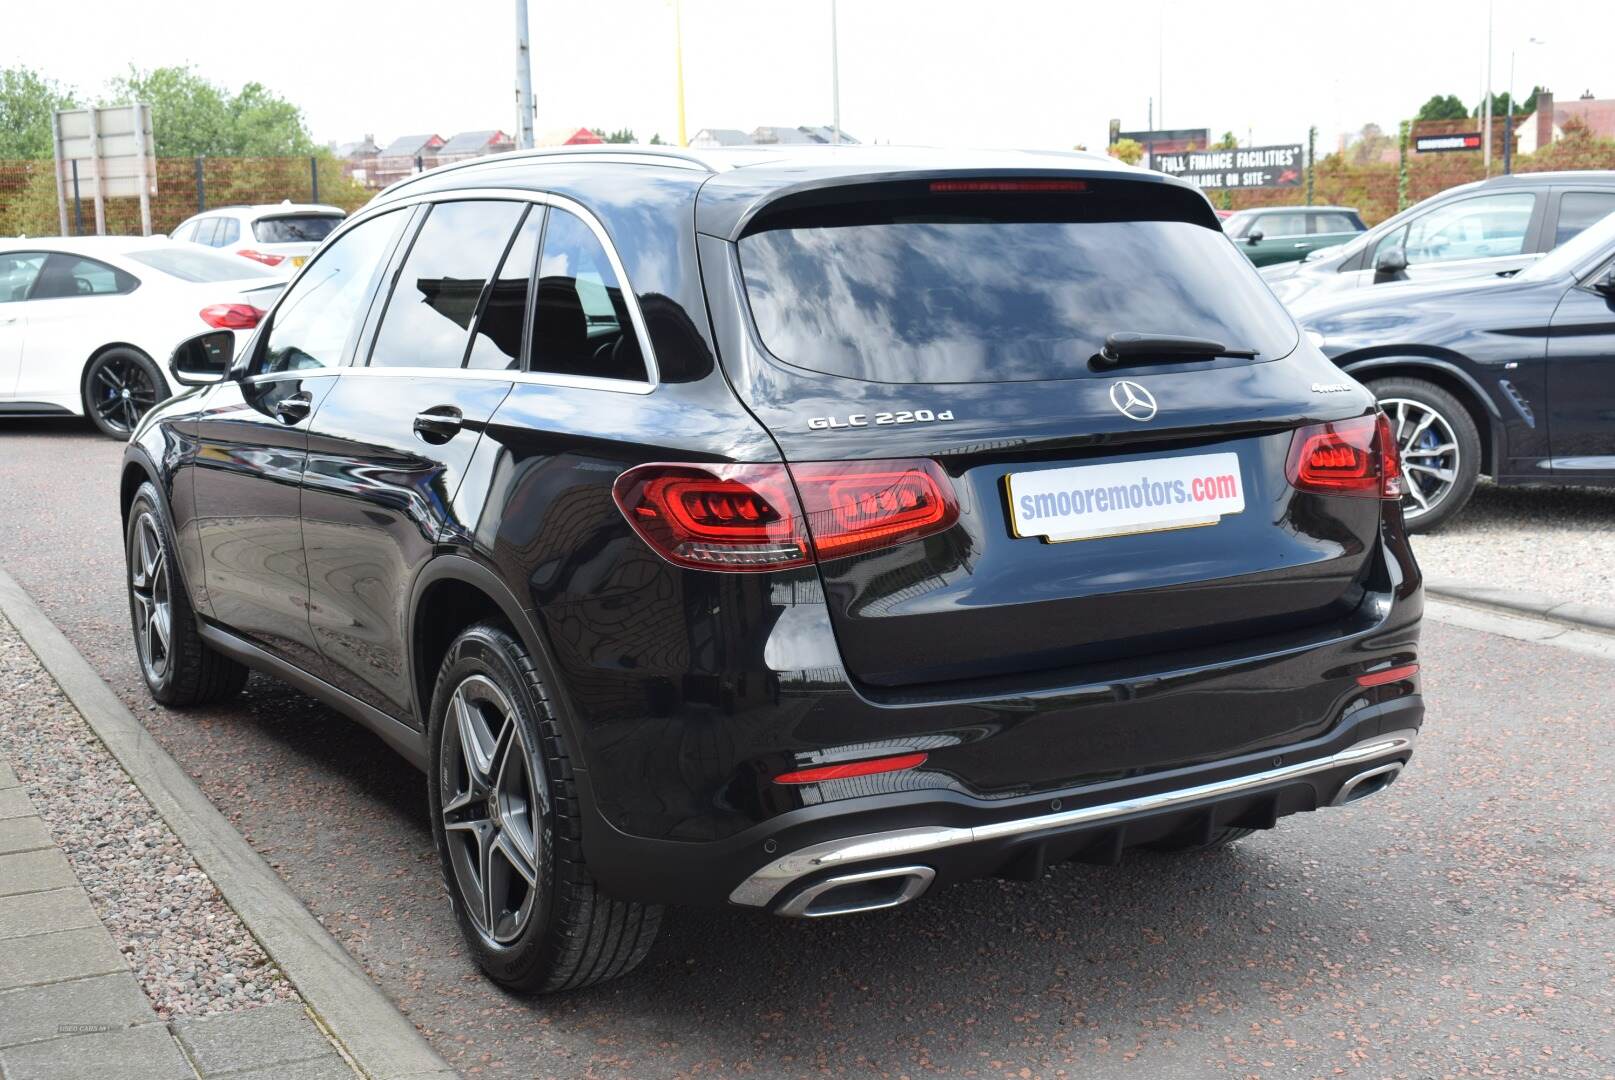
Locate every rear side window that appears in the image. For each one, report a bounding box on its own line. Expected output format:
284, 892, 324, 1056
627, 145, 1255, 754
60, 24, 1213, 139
259, 209, 406, 375
1554, 191, 1615, 246
31, 254, 138, 299
529, 207, 647, 382
126, 247, 274, 282
0, 251, 47, 302
1255, 213, 1307, 236
369, 200, 525, 369
253, 214, 343, 244
737, 187, 1297, 384
215, 218, 240, 247
467, 206, 542, 370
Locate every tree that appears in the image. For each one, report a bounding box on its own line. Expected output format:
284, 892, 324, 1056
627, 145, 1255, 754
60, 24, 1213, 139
1416, 94, 1468, 121
649, 133, 665, 145
1518, 86, 1544, 116
601, 128, 636, 144
1107, 137, 1144, 165
0, 65, 76, 158
1350, 122, 1394, 165
102, 66, 315, 156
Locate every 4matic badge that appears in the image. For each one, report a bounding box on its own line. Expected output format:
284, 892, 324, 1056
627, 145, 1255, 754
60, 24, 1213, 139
807, 408, 956, 431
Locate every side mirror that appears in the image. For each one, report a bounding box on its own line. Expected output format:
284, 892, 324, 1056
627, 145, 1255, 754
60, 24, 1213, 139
1374, 246, 1408, 278
168, 330, 235, 386
1246, 229, 1264, 245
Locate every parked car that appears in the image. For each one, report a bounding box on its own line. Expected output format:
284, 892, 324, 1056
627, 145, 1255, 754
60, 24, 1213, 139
0, 237, 279, 438
1264, 171, 1615, 305
1223, 205, 1365, 266
1294, 208, 1615, 530
123, 145, 1423, 993
171, 202, 347, 277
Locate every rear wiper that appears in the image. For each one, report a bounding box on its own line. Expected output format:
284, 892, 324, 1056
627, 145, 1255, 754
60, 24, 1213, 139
1091, 332, 1259, 369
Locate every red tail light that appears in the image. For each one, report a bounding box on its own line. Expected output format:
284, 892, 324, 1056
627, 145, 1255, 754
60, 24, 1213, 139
929, 179, 1087, 194
1357, 662, 1419, 687
612, 459, 958, 572
1286, 414, 1402, 499
237, 249, 285, 266
199, 303, 265, 330
774, 752, 928, 785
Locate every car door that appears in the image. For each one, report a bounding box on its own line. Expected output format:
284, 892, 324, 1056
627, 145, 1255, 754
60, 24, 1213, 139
13, 252, 141, 406
188, 207, 411, 670
1545, 251, 1615, 478
1359, 191, 1542, 288
299, 198, 533, 723
0, 251, 47, 400
1241, 211, 1309, 266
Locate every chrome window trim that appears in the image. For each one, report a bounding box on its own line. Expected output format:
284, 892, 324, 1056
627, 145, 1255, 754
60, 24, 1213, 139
330, 364, 655, 396
310, 186, 660, 391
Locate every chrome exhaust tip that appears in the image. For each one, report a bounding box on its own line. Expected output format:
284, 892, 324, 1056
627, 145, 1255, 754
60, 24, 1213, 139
775, 865, 936, 918
1331, 760, 1404, 807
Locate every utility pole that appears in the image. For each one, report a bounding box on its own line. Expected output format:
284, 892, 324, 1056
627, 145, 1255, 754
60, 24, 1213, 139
674, 0, 688, 146
514, 0, 534, 149
830, 0, 841, 144
1482, 0, 1494, 173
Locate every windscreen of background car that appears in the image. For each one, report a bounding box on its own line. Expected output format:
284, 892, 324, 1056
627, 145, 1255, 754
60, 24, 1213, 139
252, 214, 344, 243
125, 248, 275, 282
737, 190, 1298, 383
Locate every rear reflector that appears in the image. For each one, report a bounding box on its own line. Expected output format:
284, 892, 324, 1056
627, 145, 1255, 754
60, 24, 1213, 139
929, 179, 1087, 194
1286, 413, 1402, 499
612, 459, 958, 572
199, 303, 265, 330
237, 249, 285, 267
774, 752, 928, 785
1356, 662, 1419, 687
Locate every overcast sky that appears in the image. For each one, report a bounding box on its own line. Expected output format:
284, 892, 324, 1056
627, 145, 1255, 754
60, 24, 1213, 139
6, 0, 1611, 153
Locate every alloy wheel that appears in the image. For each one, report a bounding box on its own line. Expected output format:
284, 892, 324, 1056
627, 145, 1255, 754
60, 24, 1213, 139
91, 354, 160, 435
1380, 396, 1460, 523
130, 513, 172, 681
439, 674, 547, 945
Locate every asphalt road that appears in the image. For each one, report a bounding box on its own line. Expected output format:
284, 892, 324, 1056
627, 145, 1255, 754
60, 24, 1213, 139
2, 418, 1612, 1080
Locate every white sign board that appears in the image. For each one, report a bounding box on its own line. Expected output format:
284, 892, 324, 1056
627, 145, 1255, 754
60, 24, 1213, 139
56, 105, 155, 198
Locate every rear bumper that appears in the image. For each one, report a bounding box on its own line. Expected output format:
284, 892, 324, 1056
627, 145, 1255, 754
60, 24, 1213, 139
579, 693, 1423, 911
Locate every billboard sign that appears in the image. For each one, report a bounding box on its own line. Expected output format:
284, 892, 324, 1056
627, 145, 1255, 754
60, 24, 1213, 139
1414, 132, 1482, 153
1151, 143, 1304, 189
51, 104, 157, 235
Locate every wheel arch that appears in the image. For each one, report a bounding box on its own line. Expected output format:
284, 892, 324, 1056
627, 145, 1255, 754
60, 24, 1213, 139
119, 448, 162, 526
82, 341, 171, 419
1341, 355, 1501, 475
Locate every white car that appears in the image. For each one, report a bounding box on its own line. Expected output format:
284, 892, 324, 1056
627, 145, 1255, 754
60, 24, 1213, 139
170, 202, 347, 277
0, 236, 282, 438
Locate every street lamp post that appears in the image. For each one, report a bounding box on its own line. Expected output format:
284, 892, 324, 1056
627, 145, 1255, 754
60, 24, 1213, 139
830, 0, 841, 144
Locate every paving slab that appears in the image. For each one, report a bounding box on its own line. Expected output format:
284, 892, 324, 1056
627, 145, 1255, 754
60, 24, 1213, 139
0, 972, 156, 1048
0, 785, 33, 819
0, 760, 18, 788
172, 1002, 340, 1077
0, 925, 127, 991
0, 1021, 193, 1080
223, 1055, 361, 1080
0, 814, 52, 855
0, 886, 100, 941
0, 847, 76, 897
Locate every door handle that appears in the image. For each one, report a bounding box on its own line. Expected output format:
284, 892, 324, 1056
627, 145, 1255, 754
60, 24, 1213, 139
274, 392, 313, 424
413, 406, 464, 443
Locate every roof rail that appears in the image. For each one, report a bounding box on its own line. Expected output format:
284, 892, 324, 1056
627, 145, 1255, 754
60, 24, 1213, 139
376, 144, 728, 200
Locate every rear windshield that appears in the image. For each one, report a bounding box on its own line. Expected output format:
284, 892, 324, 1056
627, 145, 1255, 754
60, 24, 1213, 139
252, 214, 343, 243
124, 247, 275, 282
738, 190, 1297, 383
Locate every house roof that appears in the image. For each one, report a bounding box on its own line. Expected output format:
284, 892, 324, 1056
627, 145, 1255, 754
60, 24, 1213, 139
334, 137, 379, 158
440, 130, 511, 155
535, 127, 603, 146
692, 128, 752, 146
752, 125, 818, 144
378, 133, 443, 158
1552, 98, 1615, 138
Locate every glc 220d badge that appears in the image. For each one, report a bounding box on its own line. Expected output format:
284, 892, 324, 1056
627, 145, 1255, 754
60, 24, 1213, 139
807, 409, 957, 431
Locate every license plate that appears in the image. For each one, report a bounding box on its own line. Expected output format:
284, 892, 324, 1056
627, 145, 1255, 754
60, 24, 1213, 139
291, 256, 306, 268
1006, 452, 1245, 543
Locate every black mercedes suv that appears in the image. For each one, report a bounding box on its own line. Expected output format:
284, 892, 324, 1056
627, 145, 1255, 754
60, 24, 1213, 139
121, 146, 1424, 993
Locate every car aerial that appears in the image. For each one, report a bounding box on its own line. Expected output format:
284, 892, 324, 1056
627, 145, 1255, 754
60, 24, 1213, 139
1263, 171, 1615, 305
1222, 205, 1365, 266
1293, 207, 1615, 531
121, 145, 1424, 993
0, 236, 281, 438
170, 201, 347, 277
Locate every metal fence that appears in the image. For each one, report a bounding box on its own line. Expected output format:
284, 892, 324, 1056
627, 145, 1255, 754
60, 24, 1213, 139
0, 156, 373, 238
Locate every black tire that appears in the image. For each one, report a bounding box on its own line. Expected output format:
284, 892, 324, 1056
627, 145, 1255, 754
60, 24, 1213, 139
84, 347, 166, 439
1365, 376, 1482, 533
1147, 826, 1255, 853
427, 621, 661, 993
126, 483, 248, 706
